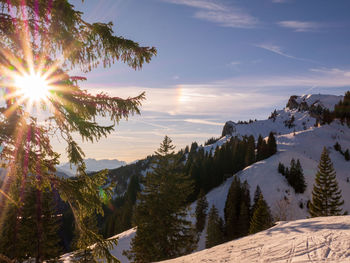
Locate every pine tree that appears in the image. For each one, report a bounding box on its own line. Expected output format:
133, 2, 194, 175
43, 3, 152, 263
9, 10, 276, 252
309, 147, 344, 217
224, 177, 251, 240
195, 189, 209, 233
20, 186, 62, 263
294, 159, 306, 193
127, 136, 196, 262
267, 132, 277, 157
0, 1, 156, 261
251, 185, 262, 215
278, 162, 285, 175
0, 180, 62, 262
256, 135, 264, 161
205, 205, 224, 248
245, 135, 255, 167
249, 194, 273, 234
344, 149, 350, 161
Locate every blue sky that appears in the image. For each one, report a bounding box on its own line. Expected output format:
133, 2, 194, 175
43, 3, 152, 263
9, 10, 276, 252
54, 0, 350, 162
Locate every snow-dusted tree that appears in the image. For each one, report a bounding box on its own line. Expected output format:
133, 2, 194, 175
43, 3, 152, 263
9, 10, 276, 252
309, 147, 344, 217
195, 189, 209, 233
127, 136, 196, 262
205, 205, 224, 248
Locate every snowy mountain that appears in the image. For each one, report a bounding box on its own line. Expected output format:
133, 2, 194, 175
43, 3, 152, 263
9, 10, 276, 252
62, 93, 350, 262
57, 158, 126, 177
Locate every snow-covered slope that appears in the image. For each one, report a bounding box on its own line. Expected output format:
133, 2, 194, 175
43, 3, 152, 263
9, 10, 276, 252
161, 216, 350, 263
221, 94, 343, 140
57, 158, 126, 177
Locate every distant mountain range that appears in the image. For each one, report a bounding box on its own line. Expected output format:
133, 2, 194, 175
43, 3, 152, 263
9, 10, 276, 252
57, 158, 127, 177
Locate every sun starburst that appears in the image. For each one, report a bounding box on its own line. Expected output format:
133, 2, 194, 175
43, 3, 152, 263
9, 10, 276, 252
14, 72, 51, 103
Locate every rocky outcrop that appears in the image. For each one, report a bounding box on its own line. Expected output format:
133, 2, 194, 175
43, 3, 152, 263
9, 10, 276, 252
221, 121, 236, 137
286, 95, 299, 110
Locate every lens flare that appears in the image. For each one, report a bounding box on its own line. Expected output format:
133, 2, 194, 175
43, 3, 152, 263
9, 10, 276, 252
14, 72, 51, 102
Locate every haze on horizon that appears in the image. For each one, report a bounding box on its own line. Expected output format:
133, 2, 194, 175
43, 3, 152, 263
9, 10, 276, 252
54, 0, 350, 163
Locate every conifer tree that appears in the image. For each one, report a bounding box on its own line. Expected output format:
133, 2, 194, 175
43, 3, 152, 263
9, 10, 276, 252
256, 135, 264, 161
245, 135, 255, 167
345, 149, 350, 161
267, 132, 277, 156
249, 194, 273, 234
0, 1, 156, 261
294, 159, 307, 193
0, 179, 62, 262
256, 135, 268, 161
127, 136, 196, 262
278, 162, 285, 174
224, 177, 251, 240
195, 189, 209, 233
19, 186, 62, 263
251, 185, 262, 215
309, 148, 344, 217
205, 205, 224, 249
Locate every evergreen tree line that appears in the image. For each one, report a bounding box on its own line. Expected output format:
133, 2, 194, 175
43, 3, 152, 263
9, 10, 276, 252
333, 142, 350, 161
321, 91, 350, 125
196, 178, 273, 249
102, 132, 278, 239
278, 159, 307, 193
102, 174, 141, 238
0, 180, 61, 262
186, 132, 277, 201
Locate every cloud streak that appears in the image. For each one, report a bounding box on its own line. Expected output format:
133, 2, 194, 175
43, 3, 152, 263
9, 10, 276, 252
184, 119, 224, 126
162, 0, 258, 28
254, 43, 318, 63
278, 20, 321, 32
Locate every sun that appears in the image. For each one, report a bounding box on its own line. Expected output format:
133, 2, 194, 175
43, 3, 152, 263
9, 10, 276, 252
14, 72, 51, 103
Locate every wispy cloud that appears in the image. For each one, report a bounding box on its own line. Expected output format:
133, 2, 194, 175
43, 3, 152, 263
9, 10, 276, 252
162, 0, 258, 28
229, 61, 240, 66
310, 67, 350, 77
272, 0, 290, 3
278, 20, 321, 32
184, 119, 224, 126
254, 43, 317, 63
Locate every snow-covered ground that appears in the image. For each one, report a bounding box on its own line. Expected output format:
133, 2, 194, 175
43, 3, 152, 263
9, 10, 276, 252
161, 216, 350, 263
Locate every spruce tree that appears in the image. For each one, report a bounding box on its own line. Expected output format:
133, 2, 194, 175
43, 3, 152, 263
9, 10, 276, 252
127, 136, 196, 262
267, 132, 277, 157
251, 185, 262, 215
294, 159, 306, 193
345, 149, 350, 161
278, 162, 285, 175
249, 194, 273, 234
224, 177, 251, 240
205, 205, 224, 249
245, 135, 255, 167
256, 135, 264, 161
309, 147, 344, 217
19, 186, 62, 263
0, 180, 62, 262
0, 1, 156, 262
195, 189, 209, 233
